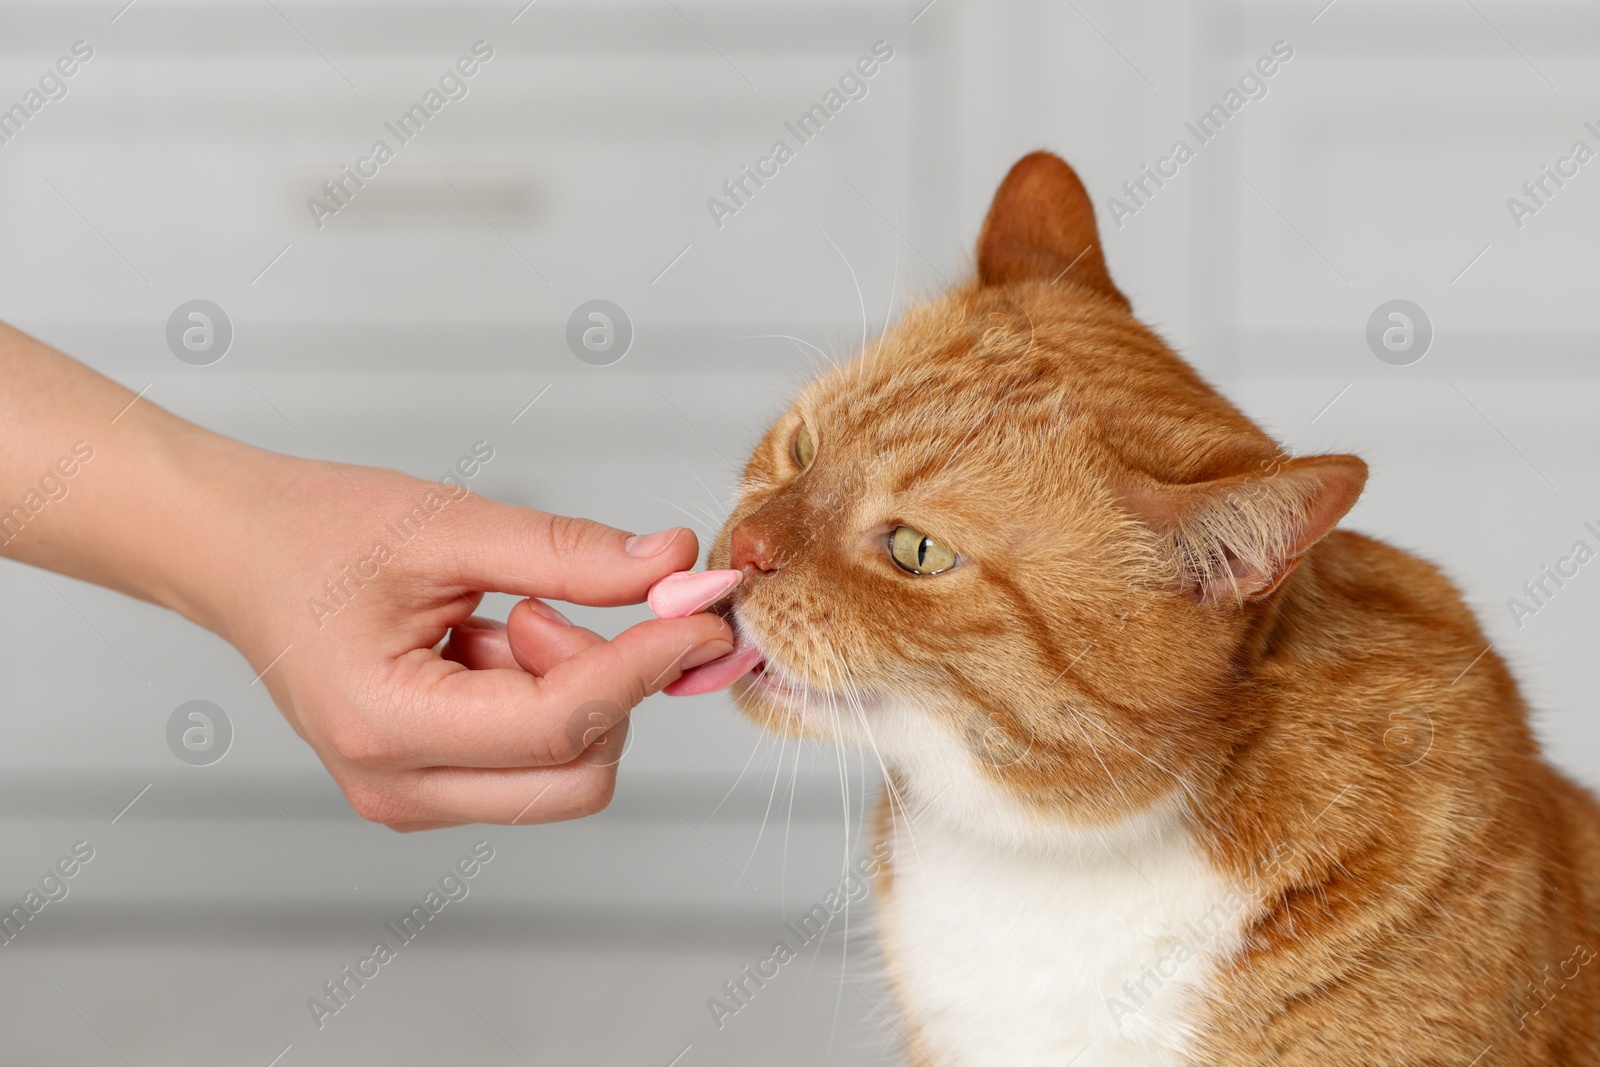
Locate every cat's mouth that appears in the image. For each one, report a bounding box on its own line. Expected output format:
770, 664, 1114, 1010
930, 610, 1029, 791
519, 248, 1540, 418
745, 657, 809, 704
663, 599, 765, 697
663, 598, 815, 705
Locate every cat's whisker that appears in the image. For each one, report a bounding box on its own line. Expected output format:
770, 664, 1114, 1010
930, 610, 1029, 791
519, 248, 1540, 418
679, 498, 726, 532
742, 332, 839, 375
672, 457, 730, 522
823, 640, 926, 877
819, 648, 852, 875
721, 728, 788, 904
856, 209, 903, 388
1059, 701, 1138, 815
820, 648, 863, 1055
745, 382, 810, 399
816, 640, 923, 1056
780, 711, 804, 921
1076, 709, 1212, 811
733, 472, 776, 503
795, 647, 850, 1004
732, 714, 794, 898
636, 491, 713, 538
808, 212, 870, 364
701, 722, 781, 829
881, 204, 902, 333
792, 339, 838, 377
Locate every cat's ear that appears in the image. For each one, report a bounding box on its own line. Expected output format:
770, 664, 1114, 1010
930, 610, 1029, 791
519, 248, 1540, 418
976, 151, 1127, 307
1122, 454, 1368, 604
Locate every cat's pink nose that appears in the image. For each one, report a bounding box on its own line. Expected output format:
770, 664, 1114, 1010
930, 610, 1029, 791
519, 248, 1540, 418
729, 521, 779, 574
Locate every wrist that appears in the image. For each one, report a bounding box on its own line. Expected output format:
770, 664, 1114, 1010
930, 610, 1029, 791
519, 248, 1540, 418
138, 414, 308, 647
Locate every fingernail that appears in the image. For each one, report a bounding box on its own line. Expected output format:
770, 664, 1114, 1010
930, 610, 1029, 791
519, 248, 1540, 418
647, 569, 742, 619
682, 639, 734, 670
624, 527, 684, 558
527, 599, 573, 626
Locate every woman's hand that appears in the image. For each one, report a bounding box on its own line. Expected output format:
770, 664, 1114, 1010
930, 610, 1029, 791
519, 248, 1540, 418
214, 456, 732, 830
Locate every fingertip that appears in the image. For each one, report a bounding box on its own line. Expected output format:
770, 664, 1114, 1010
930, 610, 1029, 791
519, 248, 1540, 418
623, 527, 702, 578
442, 616, 518, 671
660, 609, 734, 647
507, 598, 604, 676
538, 612, 735, 709
631, 613, 736, 691
623, 526, 694, 559
525, 598, 573, 627
448, 506, 704, 607
553, 522, 702, 605
603, 613, 733, 658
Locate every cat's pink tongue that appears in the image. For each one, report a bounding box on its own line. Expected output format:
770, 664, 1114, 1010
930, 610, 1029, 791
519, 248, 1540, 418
646, 569, 760, 696
665, 640, 763, 696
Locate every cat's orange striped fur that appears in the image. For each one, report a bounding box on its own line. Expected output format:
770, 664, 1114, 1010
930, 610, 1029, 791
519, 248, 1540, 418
708, 152, 1600, 1065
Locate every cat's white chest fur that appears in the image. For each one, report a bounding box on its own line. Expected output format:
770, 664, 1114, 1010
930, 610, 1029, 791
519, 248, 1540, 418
866, 707, 1246, 1067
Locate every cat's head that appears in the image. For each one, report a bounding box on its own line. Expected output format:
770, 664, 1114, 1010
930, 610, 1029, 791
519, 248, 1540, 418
702, 152, 1366, 833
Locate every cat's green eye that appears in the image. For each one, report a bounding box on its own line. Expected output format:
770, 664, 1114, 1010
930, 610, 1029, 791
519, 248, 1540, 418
793, 424, 815, 469
889, 526, 958, 576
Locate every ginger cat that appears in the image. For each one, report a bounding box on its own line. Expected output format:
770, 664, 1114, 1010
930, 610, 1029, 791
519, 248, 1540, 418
681, 152, 1600, 1065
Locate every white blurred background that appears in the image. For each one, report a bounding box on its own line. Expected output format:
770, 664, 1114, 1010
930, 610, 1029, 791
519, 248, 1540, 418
1, 1, 1596, 1063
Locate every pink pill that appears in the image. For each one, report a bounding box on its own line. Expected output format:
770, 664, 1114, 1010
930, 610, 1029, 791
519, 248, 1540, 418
647, 569, 742, 619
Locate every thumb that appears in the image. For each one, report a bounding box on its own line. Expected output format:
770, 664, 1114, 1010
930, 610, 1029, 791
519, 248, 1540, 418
400, 613, 735, 770
530, 613, 734, 758
440, 495, 700, 606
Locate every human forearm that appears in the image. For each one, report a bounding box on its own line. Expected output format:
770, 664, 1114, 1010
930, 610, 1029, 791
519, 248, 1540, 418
0, 321, 275, 639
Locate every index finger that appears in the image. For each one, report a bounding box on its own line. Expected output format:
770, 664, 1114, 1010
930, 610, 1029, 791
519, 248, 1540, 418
437, 496, 701, 606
